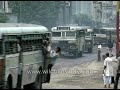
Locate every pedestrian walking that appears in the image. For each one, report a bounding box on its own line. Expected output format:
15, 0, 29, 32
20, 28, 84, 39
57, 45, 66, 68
103, 53, 117, 88
97, 44, 102, 61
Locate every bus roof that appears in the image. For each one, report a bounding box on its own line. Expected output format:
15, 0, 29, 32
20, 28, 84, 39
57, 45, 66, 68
100, 27, 115, 31
0, 23, 43, 27
51, 26, 87, 31
95, 34, 107, 38
0, 23, 48, 38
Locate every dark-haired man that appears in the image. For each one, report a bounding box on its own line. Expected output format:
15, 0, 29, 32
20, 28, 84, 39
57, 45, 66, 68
47, 47, 61, 83
103, 53, 117, 88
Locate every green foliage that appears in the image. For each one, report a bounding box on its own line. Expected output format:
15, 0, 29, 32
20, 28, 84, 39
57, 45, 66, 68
9, 1, 59, 29
0, 13, 8, 23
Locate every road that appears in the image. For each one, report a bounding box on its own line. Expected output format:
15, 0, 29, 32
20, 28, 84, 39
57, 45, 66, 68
43, 45, 116, 89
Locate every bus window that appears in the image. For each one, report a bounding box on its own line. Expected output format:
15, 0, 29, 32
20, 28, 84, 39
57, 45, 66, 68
79, 30, 85, 37
5, 41, 17, 54
62, 32, 65, 37
85, 32, 91, 36
22, 40, 31, 52
66, 31, 75, 37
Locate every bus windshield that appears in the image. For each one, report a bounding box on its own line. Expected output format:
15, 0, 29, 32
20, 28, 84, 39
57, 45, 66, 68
66, 31, 75, 37
52, 32, 61, 37
85, 32, 91, 36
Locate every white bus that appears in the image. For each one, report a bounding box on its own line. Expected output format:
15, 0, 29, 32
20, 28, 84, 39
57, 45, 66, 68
100, 27, 116, 42
51, 25, 86, 58
0, 23, 51, 89
84, 29, 94, 53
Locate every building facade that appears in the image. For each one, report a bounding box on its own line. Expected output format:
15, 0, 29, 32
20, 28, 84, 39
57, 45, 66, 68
57, 1, 102, 27
101, 1, 115, 27
71, 1, 94, 24
54, 1, 116, 28
0, 1, 17, 23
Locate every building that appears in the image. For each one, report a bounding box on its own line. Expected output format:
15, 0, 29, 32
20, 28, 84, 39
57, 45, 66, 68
57, 1, 102, 26
92, 1, 102, 27
0, 1, 17, 23
56, 1, 115, 27
101, 1, 115, 27
71, 1, 93, 24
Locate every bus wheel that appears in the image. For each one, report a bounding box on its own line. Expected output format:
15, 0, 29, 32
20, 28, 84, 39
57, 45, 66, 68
5, 75, 12, 89
32, 68, 42, 89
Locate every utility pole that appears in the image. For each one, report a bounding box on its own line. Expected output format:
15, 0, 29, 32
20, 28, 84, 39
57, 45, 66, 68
113, 1, 120, 89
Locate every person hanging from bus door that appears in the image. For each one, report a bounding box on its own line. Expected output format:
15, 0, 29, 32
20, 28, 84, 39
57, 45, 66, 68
97, 44, 102, 61
17, 37, 21, 52
12, 42, 17, 53
42, 43, 61, 83
16, 36, 23, 89
42, 39, 52, 82
47, 46, 61, 83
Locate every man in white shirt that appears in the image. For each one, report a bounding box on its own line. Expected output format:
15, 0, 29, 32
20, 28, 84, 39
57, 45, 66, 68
97, 44, 102, 61
103, 53, 117, 88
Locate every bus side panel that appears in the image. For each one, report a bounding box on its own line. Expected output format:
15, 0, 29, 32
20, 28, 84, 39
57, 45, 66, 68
5, 54, 19, 88
22, 50, 44, 86
0, 57, 5, 87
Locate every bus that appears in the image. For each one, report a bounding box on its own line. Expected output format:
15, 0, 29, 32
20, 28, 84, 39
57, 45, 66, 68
93, 28, 107, 46
51, 25, 86, 58
100, 27, 116, 45
84, 28, 94, 53
0, 23, 51, 89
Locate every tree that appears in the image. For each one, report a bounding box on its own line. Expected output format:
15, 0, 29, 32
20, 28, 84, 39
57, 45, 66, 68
0, 13, 8, 23
9, 1, 59, 29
